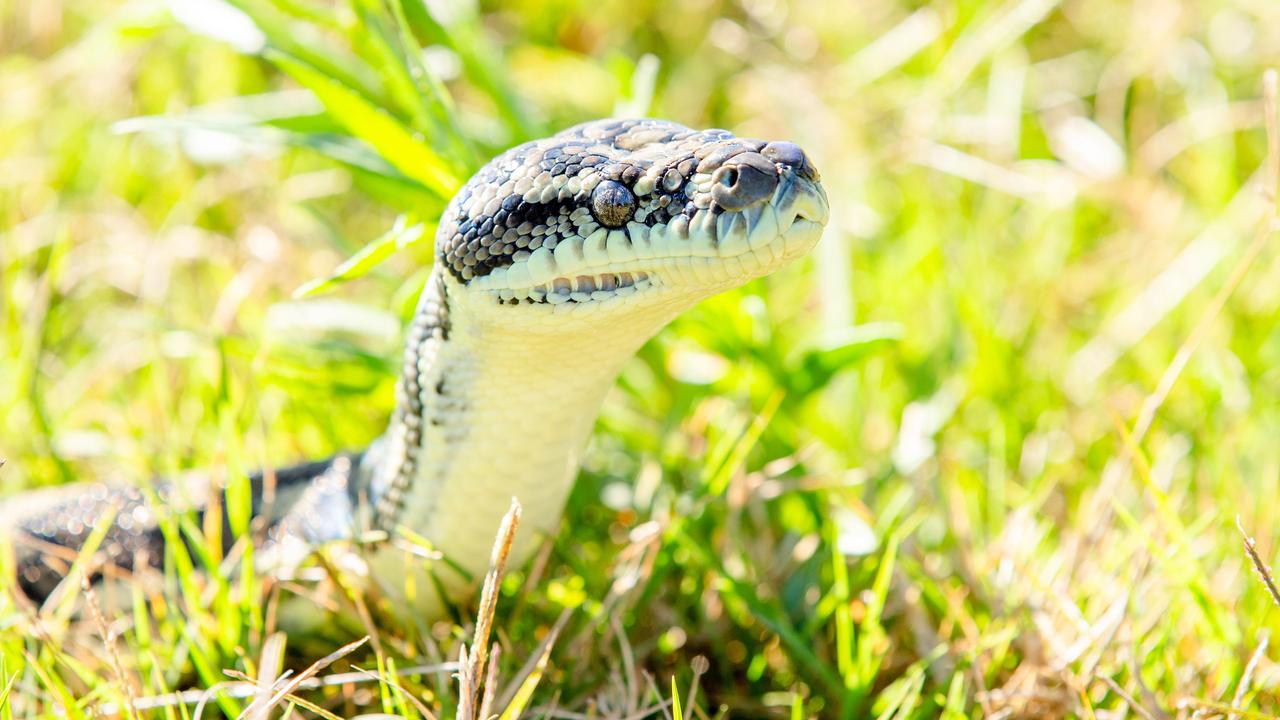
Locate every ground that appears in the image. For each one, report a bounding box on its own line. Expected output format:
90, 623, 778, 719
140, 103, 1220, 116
2, 0, 1280, 718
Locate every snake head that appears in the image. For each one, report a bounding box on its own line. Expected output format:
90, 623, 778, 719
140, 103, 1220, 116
436, 118, 828, 327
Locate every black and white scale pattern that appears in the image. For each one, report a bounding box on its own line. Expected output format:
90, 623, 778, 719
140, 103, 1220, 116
437, 118, 818, 282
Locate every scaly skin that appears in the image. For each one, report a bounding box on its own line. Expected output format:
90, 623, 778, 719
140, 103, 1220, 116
5, 118, 829, 619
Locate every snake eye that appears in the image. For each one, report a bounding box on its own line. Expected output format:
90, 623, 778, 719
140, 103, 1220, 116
590, 180, 636, 228
719, 168, 738, 187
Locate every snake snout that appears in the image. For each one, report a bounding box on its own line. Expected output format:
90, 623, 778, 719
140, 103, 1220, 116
762, 141, 820, 182
708, 142, 821, 213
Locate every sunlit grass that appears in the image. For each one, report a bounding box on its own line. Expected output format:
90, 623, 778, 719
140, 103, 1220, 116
3, 0, 1280, 717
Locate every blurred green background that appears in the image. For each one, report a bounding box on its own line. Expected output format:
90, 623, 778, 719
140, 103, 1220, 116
3, 0, 1280, 717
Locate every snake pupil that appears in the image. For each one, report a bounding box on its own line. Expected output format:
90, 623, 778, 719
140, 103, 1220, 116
720, 168, 739, 187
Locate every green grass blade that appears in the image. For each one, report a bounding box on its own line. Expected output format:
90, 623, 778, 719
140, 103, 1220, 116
671, 675, 684, 720
940, 672, 967, 719
851, 528, 900, 709
0, 672, 17, 711
268, 50, 461, 199
293, 215, 428, 298
790, 322, 902, 395
399, 0, 538, 140
375, 0, 478, 168
50, 504, 119, 625
829, 521, 855, 687
115, 113, 435, 199
348, 0, 441, 138
21, 650, 88, 720
222, 0, 385, 102
704, 390, 782, 495
670, 525, 845, 698
497, 634, 556, 720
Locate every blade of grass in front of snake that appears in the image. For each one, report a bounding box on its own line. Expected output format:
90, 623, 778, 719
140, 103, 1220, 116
496, 636, 556, 720
48, 504, 119, 626
670, 676, 684, 720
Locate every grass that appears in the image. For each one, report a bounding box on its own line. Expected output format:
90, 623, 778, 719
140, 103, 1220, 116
3, 0, 1280, 717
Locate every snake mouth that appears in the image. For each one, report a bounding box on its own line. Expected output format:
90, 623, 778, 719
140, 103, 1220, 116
494, 270, 659, 305
474, 175, 827, 309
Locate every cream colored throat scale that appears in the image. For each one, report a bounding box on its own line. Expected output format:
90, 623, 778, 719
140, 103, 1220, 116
7, 118, 829, 617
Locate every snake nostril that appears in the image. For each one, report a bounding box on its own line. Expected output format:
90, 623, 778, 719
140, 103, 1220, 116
710, 154, 779, 211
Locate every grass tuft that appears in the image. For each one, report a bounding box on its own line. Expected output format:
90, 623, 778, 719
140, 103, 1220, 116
5, 0, 1280, 717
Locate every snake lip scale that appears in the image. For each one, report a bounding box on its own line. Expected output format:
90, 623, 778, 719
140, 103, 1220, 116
473, 177, 829, 309
6, 117, 830, 619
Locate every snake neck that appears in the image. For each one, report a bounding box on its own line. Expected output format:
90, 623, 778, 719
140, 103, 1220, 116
364, 268, 681, 583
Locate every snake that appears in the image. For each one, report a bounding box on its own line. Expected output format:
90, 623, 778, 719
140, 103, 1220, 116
4, 118, 829, 617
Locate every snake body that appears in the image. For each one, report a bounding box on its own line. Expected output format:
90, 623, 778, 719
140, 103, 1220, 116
6, 118, 829, 615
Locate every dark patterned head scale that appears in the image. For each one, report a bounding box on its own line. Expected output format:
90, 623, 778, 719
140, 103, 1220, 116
435, 118, 820, 282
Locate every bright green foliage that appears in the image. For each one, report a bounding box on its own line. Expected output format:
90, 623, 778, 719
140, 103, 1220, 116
2, 0, 1280, 718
